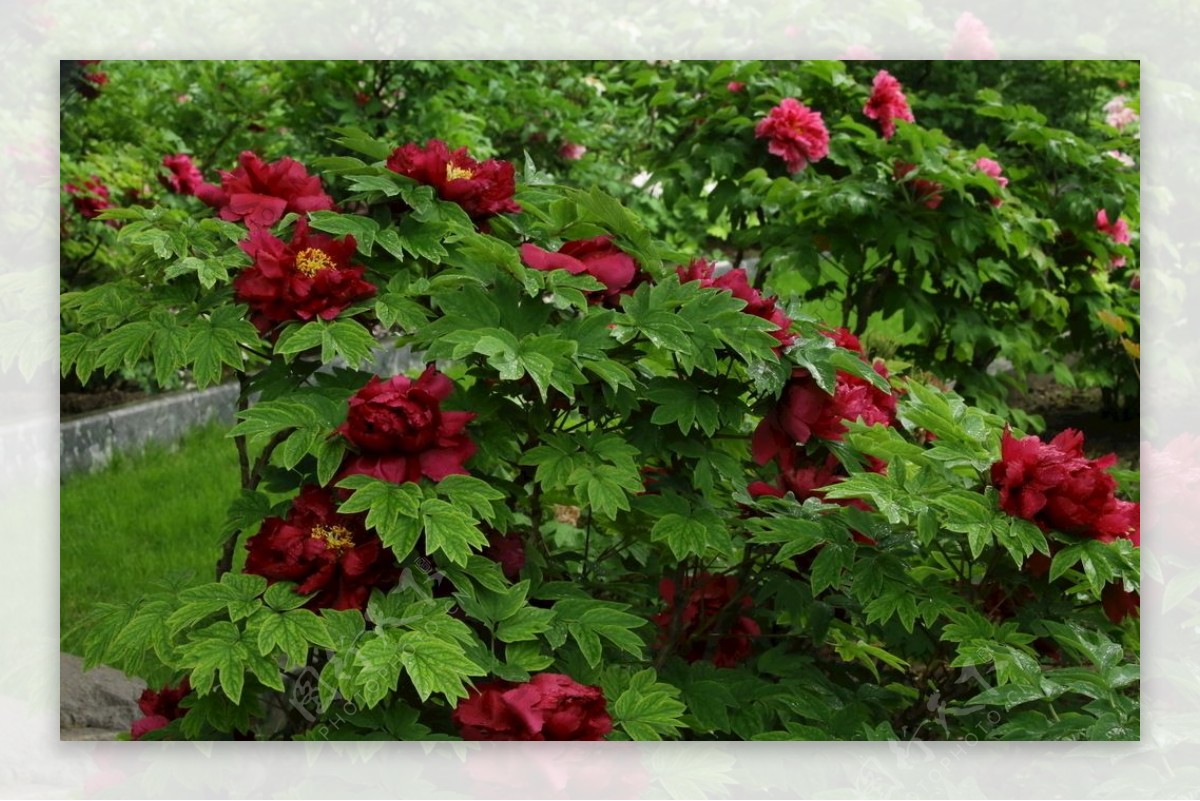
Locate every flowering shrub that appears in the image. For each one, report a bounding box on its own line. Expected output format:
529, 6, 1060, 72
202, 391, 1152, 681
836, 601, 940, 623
62, 68, 1138, 742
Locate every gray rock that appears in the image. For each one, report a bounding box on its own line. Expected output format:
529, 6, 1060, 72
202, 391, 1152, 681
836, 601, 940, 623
59, 652, 145, 733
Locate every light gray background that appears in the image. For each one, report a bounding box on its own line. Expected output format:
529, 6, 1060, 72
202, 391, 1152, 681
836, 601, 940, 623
7, 1, 1188, 797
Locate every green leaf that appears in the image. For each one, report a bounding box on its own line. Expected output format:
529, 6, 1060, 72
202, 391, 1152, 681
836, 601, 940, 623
274, 319, 377, 368
496, 606, 557, 643
253, 608, 332, 668
646, 378, 720, 436
421, 498, 488, 566
351, 631, 404, 708
307, 211, 380, 256
749, 517, 828, 563
337, 476, 424, 560
397, 630, 484, 702
810, 540, 854, 594
186, 306, 258, 388
177, 622, 250, 703
554, 599, 647, 667
569, 463, 643, 520
613, 669, 686, 741
264, 581, 315, 611
651, 510, 729, 560
434, 474, 505, 524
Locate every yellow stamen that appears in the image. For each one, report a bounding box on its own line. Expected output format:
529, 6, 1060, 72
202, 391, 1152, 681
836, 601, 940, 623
311, 524, 354, 553
294, 247, 335, 277
445, 163, 475, 182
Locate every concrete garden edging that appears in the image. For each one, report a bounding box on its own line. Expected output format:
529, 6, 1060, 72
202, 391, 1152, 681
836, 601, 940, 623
60, 342, 420, 479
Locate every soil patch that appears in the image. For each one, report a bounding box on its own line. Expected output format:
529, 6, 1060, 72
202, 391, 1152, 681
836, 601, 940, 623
1017, 382, 1139, 468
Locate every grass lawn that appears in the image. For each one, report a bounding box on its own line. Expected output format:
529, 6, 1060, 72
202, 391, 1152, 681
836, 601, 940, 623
60, 422, 244, 653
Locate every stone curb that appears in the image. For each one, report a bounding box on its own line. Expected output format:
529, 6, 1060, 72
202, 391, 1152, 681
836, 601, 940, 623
60, 342, 420, 479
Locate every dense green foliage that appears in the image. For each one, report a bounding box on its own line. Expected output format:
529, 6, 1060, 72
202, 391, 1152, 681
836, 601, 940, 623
60, 61, 1139, 742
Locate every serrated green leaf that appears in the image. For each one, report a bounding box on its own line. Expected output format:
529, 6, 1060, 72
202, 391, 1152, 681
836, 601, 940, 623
397, 630, 483, 702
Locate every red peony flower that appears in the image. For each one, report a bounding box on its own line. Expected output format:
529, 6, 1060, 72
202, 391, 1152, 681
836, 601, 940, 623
337, 367, 477, 484
558, 141, 587, 161
653, 573, 760, 668
196, 150, 334, 229
520, 236, 647, 308
820, 325, 863, 354
676, 260, 795, 349
453, 673, 612, 741
64, 176, 115, 221
243, 485, 399, 611
754, 97, 830, 174
727, 81, 746, 93
233, 217, 376, 334
483, 530, 525, 581
748, 452, 878, 544
974, 157, 1008, 207
862, 70, 915, 140
991, 428, 1140, 544
130, 679, 190, 740
1101, 582, 1140, 624
751, 361, 897, 465
161, 154, 206, 196
1096, 209, 1132, 268
894, 162, 944, 209
386, 139, 521, 223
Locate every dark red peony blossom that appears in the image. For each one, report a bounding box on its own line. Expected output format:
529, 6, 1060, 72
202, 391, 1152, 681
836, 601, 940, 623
653, 573, 760, 668
483, 530, 525, 581
337, 367, 477, 484
520, 236, 647, 308
862, 70, 915, 140
233, 217, 376, 334
453, 673, 612, 741
386, 139, 521, 223
196, 150, 334, 229
243, 485, 399, 611
1101, 582, 1140, 624
991, 428, 1140, 544
748, 453, 879, 545
893, 162, 944, 209
752, 361, 897, 466
677, 259, 795, 349
161, 153, 206, 196
754, 97, 830, 174
64, 176, 115, 221
130, 678, 191, 740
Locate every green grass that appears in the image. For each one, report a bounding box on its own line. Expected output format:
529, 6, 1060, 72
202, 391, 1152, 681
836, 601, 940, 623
60, 422, 243, 653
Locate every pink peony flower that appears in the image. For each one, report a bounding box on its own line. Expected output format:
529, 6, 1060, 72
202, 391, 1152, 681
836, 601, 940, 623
843, 44, 880, 60
1103, 96, 1139, 131
1096, 208, 1132, 268
520, 236, 647, 308
558, 141, 587, 161
727, 81, 746, 93
947, 12, 997, 59
862, 70, 915, 140
676, 260, 795, 350
160, 153, 206, 196
196, 151, 334, 229
754, 98, 830, 174
974, 157, 1008, 207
